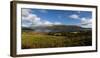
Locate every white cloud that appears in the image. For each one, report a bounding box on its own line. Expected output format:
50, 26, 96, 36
41, 21, 62, 26
69, 14, 80, 19
43, 21, 53, 25
80, 18, 92, 28
22, 14, 37, 21
54, 22, 62, 25
69, 13, 92, 28
22, 9, 62, 27
22, 9, 32, 17
22, 9, 41, 27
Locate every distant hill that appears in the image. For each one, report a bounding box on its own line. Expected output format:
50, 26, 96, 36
22, 27, 33, 31
22, 25, 92, 32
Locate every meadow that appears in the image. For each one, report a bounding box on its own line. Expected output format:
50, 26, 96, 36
22, 31, 92, 49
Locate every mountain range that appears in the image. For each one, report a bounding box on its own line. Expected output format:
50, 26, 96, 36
22, 25, 92, 32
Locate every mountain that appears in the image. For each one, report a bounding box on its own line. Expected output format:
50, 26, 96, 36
22, 25, 92, 32
22, 27, 33, 31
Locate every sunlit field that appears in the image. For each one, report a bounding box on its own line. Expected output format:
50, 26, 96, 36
22, 31, 92, 49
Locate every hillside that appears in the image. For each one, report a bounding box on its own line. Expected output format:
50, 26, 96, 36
22, 25, 92, 32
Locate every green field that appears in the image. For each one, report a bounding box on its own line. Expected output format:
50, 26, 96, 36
22, 31, 92, 49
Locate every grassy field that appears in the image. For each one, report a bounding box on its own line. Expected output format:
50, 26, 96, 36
22, 31, 92, 49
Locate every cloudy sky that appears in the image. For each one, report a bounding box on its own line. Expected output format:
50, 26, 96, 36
21, 8, 92, 28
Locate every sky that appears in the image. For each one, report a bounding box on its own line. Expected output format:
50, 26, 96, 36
21, 8, 92, 28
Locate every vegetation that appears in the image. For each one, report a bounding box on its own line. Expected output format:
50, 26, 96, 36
22, 31, 92, 49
